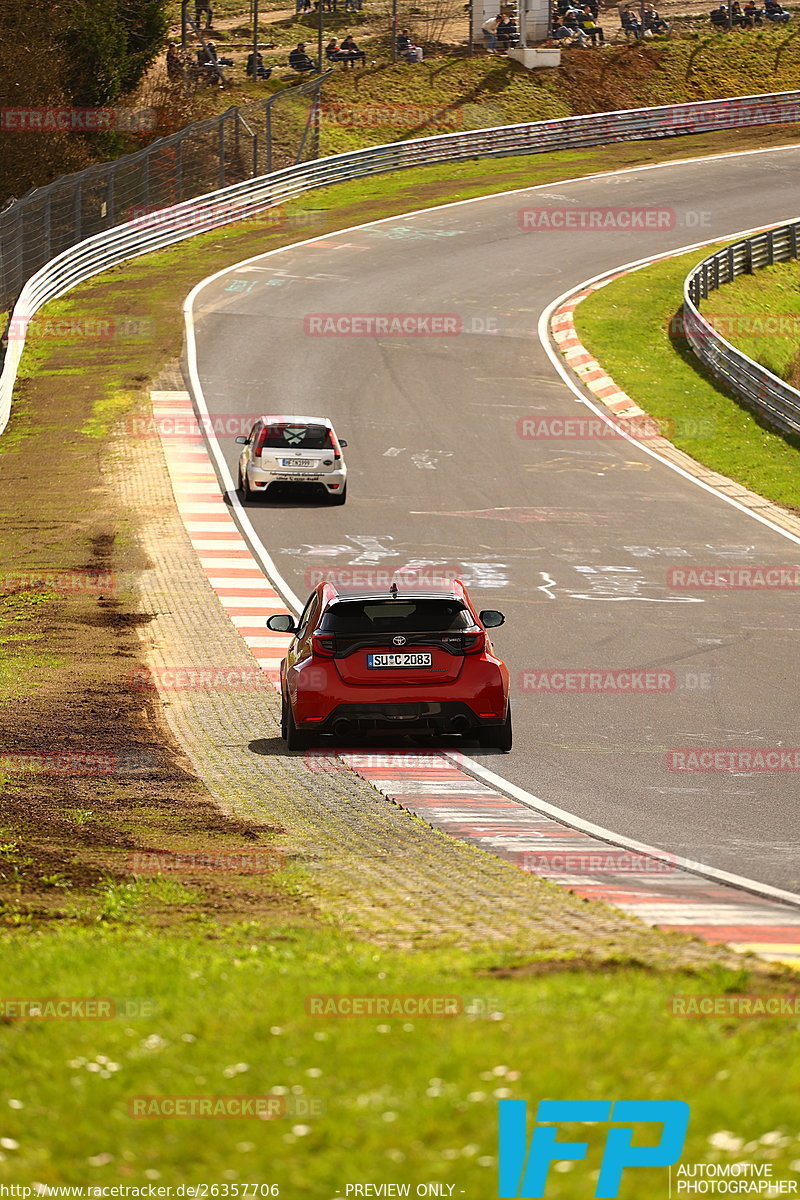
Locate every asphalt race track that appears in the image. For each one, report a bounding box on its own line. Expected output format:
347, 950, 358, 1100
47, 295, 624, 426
189, 145, 800, 894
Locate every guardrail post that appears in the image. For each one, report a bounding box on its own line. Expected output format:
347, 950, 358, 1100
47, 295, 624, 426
74, 183, 82, 242
176, 135, 184, 202
727, 245, 735, 283
107, 167, 116, 227
791, 224, 799, 261
43, 192, 52, 262
767, 230, 775, 266
745, 241, 753, 274
713, 254, 720, 291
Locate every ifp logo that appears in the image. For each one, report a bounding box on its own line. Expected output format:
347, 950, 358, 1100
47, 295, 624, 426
498, 1100, 689, 1198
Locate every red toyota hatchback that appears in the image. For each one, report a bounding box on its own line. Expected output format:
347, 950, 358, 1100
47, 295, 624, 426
267, 580, 511, 751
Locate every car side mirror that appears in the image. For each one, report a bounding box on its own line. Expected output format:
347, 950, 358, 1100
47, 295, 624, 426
339, 439, 348, 448
479, 610, 505, 628
266, 614, 297, 633
235, 436, 248, 444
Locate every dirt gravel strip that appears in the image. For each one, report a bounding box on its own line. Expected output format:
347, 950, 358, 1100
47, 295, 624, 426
132, 376, 800, 969
116, 377, 734, 962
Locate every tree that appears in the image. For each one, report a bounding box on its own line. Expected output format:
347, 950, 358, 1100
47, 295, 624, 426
63, 0, 169, 107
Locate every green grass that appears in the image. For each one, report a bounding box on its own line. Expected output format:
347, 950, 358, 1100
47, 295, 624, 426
701, 258, 800, 383
0, 926, 798, 1190
574, 247, 800, 511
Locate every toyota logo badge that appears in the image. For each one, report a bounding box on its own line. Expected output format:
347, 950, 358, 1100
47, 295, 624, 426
393, 636, 407, 646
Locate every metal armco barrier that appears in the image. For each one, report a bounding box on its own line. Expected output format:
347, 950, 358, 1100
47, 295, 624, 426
3, 89, 800, 438
683, 222, 800, 437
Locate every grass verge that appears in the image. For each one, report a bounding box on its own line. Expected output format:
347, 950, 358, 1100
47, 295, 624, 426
574, 246, 800, 511
0, 926, 798, 1189
701, 258, 800, 386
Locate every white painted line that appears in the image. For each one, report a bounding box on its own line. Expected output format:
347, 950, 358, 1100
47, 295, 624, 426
445, 751, 800, 908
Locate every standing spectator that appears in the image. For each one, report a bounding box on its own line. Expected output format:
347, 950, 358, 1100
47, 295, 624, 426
166, 41, 183, 79
482, 13, 501, 50
340, 34, 366, 65
289, 42, 318, 70
195, 0, 213, 29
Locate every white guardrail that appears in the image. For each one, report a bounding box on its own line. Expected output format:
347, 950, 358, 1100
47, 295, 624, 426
683, 221, 800, 437
3, 89, 800, 438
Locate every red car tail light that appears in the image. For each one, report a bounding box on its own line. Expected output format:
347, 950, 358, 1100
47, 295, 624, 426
329, 429, 343, 461
311, 633, 336, 658
463, 632, 486, 655
253, 426, 268, 456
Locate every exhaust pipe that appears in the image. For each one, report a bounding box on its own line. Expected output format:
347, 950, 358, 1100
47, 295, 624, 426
333, 718, 352, 737
449, 714, 470, 733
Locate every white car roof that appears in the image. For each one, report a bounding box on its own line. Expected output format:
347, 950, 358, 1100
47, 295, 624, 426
258, 415, 334, 427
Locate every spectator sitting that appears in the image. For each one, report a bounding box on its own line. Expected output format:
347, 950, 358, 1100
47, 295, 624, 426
246, 50, 272, 79
296, 0, 312, 11
496, 16, 515, 49
643, 3, 670, 31
551, 14, 584, 40
621, 5, 644, 36
340, 34, 366, 65
580, 7, 605, 41
289, 42, 318, 70
764, 0, 790, 19
563, 11, 588, 39
396, 27, 423, 59
743, 0, 764, 20
710, 3, 729, 22
505, 13, 519, 40
326, 37, 347, 64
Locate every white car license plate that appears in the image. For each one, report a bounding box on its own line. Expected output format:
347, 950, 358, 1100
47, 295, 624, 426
368, 652, 432, 669
280, 458, 315, 468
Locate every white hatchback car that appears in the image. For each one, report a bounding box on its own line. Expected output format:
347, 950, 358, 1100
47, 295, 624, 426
235, 415, 348, 505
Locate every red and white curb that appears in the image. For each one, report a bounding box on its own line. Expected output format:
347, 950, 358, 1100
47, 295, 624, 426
550, 279, 650, 422
152, 391, 291, 681
151, 388, 800, 970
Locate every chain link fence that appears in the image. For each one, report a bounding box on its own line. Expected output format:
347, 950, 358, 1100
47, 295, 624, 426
0, 74, 329, 313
